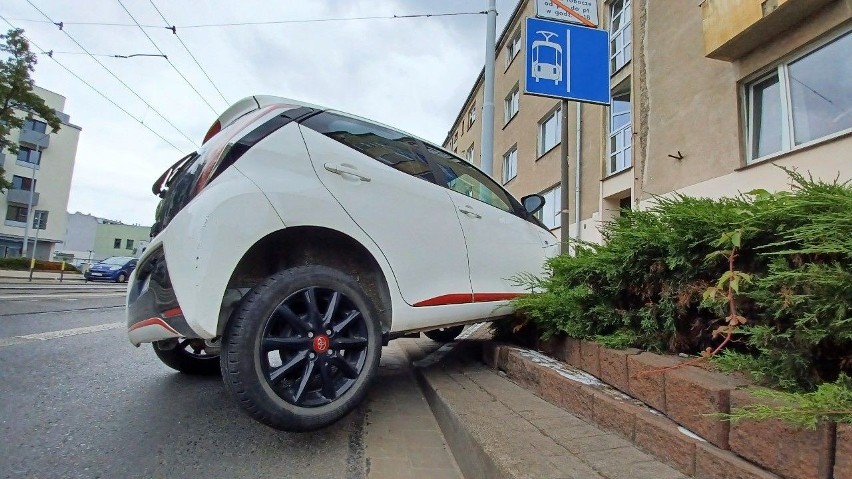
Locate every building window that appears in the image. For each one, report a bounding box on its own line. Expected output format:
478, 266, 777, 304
23, 119, 48, 133
468, 104, 476, 130
745, 30, 852, 162
114, 238, 121, 249
464, 144, 475, 164
506, 31, 521, 67
538, 107, 562, 156
17, 147, 41, 165
502, 146, 518, 184
609, 90, 632, 174
535, 185, 562, 230
451, 131, 458, 152
504, 86, 520, 123
126, 239, 134, 249
33, 210, 48, 230
11, 175, 35, 191
610, 0, 632, 73
6, 205, 28, 223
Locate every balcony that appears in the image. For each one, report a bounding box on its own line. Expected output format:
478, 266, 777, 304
19, 129, 50, 149
701, 0, 835, 61
6, 188, 39, 206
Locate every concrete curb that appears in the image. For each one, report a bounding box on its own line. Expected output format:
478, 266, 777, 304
412, 343, 508, 479
405, 332, 688, 479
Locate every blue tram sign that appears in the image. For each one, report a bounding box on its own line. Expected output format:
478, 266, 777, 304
524, 17, 610, 105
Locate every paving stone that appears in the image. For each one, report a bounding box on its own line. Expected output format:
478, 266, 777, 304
728, 389, 834, 479
559, 432, 635, 454
665, 365, 744, 449
537, 365, 594, 421
835, 424, 852, 479
408, 446, 455, 469
627, 353, 683, 412
591, 388, 638, 440
634, 410, 700, 476
695, 442, 782, 479
580, 340, 602, 377
598, 346, 641, 394
369, 457, 414, 479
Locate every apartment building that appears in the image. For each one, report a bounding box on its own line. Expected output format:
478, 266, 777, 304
58, 212, 151, 266
1, 86, 81, 259
444, 0, 851, 243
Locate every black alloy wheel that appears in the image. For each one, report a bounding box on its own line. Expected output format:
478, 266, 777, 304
152, 338, 221, 375
221, 265, 381, 432
260, 286, 369, 407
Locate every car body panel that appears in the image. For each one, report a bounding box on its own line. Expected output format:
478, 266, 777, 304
297, 124, 473, 307
145, 166, 284, 339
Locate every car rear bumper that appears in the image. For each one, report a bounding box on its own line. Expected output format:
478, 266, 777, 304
126, 246, 199, 346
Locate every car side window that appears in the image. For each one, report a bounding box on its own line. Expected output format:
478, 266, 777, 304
301, 112, 438, 184
427, 152, 516, 214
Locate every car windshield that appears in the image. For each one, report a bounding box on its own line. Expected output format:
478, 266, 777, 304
100, 257, 133, 265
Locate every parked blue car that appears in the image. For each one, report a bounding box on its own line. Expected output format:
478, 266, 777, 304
84, 256, 138, 283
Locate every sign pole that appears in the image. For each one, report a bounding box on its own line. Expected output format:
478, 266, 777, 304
480, 0, 497, 177
559, 99, 570, 251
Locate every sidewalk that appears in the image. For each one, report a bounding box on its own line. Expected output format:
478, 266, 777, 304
400, 327, 688, 479
0, 268, 85, 283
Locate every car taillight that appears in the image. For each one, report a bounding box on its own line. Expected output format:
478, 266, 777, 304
202, 120, 221, 144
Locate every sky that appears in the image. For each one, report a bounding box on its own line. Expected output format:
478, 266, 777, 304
2, 0, 518, 226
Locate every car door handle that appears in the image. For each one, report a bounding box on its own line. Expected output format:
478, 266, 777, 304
324, 163, 371, 182
458, 206, 482, 219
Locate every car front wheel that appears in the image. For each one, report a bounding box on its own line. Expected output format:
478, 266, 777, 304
221, 265, 382, 432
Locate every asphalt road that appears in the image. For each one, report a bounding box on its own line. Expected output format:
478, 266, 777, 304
0, 284, 366, 479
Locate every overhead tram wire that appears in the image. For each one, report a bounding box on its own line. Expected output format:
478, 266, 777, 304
3, 11, 487, 30
0, 15, 183, 153
149, 0, 228, 105
24, 0, 200, 148
115, 0, 218, 114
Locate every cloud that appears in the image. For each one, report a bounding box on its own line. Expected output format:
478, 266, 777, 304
5, 0, 516, 225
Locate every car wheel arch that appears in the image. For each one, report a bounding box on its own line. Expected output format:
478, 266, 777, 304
218, 226, 393, 335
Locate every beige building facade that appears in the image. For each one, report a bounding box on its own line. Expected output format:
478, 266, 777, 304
444, 0, 852, 244
1, 86, 81, 259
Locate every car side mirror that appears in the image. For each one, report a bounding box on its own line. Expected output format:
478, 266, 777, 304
521, 194, 545, 215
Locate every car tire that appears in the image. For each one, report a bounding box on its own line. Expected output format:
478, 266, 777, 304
424, 325, 465, 343
116, 272, 127, 283
221, 265, 382, 432
152, 339, 221, 375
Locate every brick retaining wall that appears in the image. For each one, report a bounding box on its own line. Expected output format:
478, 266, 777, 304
485, 339, 846, 479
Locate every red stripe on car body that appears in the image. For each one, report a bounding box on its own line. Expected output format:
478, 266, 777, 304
128, 317, 179, 334
413, 292, 526, 307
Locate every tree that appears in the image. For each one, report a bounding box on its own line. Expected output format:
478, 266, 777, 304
0, 28, 61, 192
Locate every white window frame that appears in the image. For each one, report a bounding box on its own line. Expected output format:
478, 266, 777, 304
464, 144, 475, 164
451, 131, 458, 152
610, 0, 632, 74
505, 31, 521, 68
504, 85, 519, 124
608, 90, 632, 175
468, 104, 476, 130
538, 107, 562, 156
743, 29, 852, 163
535, 184, 562, 230
502, 146, 518, 184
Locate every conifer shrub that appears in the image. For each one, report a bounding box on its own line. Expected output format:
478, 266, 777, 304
514, 171, 852, 392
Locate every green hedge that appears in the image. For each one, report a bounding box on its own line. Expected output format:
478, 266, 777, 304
0, 257, 80, 272
514, 171, 852, 392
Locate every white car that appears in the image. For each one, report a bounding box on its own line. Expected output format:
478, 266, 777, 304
126, 96, 557, 431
